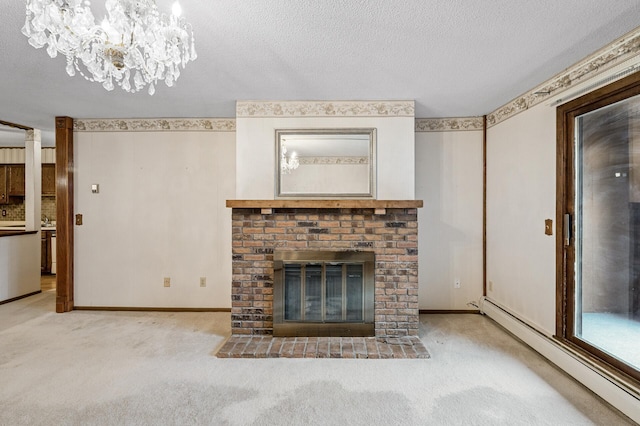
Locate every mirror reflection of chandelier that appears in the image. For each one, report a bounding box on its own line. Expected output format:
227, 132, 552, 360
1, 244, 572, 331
281, 145, 299, 174
21, 0, 197, 95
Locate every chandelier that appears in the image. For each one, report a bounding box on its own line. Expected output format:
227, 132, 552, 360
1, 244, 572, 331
21, 0, 197, 95
281, 145, 299, 174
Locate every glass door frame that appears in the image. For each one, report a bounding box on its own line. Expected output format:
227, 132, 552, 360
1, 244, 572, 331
556, 70, 640, 384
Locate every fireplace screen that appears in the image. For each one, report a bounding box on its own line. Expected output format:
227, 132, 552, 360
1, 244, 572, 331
274, 251, 374, 337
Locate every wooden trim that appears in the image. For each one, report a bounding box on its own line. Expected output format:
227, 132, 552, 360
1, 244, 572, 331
419, 309, 481, 314
556, 71, 640, 382
55, 116, 74, 313
0, 120, 33, 131
482, 114, 487, 296
74, 306, 231, 312
0, 290, 42, 305
0, 230, 38, 237
226, 199, 423, 209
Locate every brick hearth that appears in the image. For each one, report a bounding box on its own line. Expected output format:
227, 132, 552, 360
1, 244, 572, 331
228, 200, 423, 338
217, 335, 430, 359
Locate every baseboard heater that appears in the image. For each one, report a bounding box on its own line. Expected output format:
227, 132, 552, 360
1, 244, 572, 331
479, 296, 640, 424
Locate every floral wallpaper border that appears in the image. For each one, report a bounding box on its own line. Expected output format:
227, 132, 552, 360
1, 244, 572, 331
236, 101, 414, 117
415, 117, 484, 132
74, 118, 236, 132
299, 156, 369, 165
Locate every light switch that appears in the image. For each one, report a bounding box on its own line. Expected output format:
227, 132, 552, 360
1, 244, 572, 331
76, 214, 83, 226
91, 184, 99, 194
545, 219, 553, 236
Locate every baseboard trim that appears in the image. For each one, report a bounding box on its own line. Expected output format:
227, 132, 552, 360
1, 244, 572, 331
0, 290, 42, 305
419, 309, 480, 314
73, 306, 231, 312
479, 296, 640, 424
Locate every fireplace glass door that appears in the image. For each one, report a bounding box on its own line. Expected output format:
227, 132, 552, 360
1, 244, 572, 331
274, 251, 374, 336
283, 263, 363, 323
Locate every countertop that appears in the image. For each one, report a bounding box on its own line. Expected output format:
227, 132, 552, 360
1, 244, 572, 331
0, 221, 56, 232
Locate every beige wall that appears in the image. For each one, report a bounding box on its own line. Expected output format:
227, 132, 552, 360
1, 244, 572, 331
73, 130, 235, 308
486, 102, 557, 333
416, 130, 484, 310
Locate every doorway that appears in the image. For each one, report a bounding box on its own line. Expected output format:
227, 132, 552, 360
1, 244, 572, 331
557, 71, 640, 382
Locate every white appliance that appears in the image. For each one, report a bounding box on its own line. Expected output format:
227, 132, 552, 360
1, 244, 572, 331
50, 234, 56, 274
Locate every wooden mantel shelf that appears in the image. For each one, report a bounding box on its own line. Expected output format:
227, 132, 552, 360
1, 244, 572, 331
226, 200, 423, 209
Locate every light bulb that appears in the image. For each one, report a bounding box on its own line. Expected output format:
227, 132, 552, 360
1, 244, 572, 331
172, 2, 182, 17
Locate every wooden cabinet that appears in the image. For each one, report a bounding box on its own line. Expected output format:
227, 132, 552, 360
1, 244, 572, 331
0, 166, 7, 205
42, 164, 56, 196
8, 164, 25, 197
0, 164, 56, 198
41, 230, 52, 274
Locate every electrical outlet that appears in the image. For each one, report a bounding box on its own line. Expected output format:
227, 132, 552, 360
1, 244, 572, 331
489, 280, 494, 291
164, 277, 170, 287
1, 209, 6, 217
200, 277, 206, 287
454, 278, 461, 289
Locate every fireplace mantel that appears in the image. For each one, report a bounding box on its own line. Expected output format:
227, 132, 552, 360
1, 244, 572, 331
226, 200, 423, 209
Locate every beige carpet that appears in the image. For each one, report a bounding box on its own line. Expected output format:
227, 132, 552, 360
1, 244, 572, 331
0, 290, 634, 425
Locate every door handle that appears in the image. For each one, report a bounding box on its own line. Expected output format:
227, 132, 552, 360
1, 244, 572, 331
564, 213, 572, 246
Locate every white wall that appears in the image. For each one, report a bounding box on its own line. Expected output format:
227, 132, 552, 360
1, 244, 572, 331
416, 130, 484, 310
236, 116, 415, 199
486, 102, 559, 334
0, 234, 40, 302
73, 130, 235, 308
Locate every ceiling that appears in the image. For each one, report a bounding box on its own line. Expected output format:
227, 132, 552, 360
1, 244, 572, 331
1, 0, 640, 146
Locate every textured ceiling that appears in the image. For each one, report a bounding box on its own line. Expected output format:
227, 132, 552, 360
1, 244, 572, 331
1, 0, 640, 146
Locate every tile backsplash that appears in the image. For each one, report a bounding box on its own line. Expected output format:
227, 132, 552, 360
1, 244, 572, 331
0, 196, 56, 222
42, 197, 56, 221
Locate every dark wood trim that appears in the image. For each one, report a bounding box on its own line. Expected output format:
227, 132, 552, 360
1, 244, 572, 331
226, 199, 424, 209
0, 120, 33, 131
482, 114, 487, 296
0, 230, 38, 237
556, 97, 569, 339
0, 290, 42, 305
74, 306, 231, 312
556, 71, 640, 382
419, 309, 481, 314
55, 116, 74, 313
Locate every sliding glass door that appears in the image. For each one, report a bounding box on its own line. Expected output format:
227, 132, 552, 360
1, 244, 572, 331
558, 71, 640, 383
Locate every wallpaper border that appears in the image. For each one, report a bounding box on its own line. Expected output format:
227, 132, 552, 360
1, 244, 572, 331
236, 100, 415, 118
74, 118, 236, 132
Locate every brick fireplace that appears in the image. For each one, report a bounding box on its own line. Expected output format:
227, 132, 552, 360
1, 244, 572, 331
227, 200, 423, 337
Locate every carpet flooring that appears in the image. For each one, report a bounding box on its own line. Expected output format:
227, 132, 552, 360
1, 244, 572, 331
0, 290, 635, 425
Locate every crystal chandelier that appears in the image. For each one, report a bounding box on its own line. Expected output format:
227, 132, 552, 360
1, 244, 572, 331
21, 0, 197, 95
281, 145, 299, 174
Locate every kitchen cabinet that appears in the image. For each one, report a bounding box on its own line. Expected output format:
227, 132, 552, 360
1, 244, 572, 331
0, 166, 7, 205
0, 164, 56, 198
8, 164, 25, 197
41, 229, 53, 274
42, 164, 56, 196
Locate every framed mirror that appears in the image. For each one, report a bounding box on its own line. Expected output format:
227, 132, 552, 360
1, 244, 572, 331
275, 128, 376, 198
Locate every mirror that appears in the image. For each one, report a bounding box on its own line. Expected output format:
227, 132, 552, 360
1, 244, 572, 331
276, 128, 376, 198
